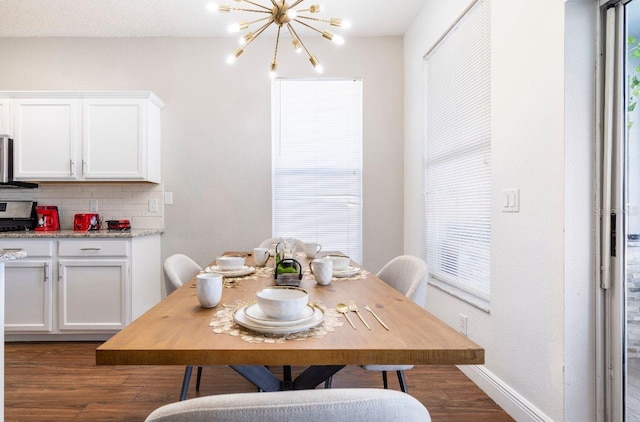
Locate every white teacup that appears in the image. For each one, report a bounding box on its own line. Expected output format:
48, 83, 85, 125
253, 247, 269, 267
326, 255, 350, 271
309, 258, 333, 285
304, 242, 323, 259
196, 273, 223, 308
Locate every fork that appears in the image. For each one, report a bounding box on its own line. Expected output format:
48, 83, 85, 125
348, 300, 371, 330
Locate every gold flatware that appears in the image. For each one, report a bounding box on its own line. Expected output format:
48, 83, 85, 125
364, 305, 390, 331
348, 300, 371, 330
336, 303, 357, 330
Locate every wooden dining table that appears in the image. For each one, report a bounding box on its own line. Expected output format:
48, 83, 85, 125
96, 252, 484, 391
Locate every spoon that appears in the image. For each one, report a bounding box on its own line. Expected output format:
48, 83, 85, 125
336, 303, 357, 330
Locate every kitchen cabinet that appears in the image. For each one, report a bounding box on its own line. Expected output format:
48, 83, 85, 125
0, 98, 11, 136
12, 98, 80, 180
58, 240, 129, 331
3, 241, 54, 332
0, 92, 164, 183
1, 233, 161, 340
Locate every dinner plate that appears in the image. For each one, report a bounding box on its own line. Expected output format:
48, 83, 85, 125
205, 265, 256, 277
243, 303, 316, 326
333, 266, 360, 278
233, 304, 324, 334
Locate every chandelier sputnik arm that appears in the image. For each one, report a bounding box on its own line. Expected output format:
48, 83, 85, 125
208, 0, 349, 77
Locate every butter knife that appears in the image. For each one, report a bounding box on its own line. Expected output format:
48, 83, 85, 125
364, 305, 390, 331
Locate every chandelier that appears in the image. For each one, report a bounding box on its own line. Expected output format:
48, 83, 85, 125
207, 1, 350, 78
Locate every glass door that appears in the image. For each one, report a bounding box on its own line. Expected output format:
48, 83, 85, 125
603, 1, 640, 420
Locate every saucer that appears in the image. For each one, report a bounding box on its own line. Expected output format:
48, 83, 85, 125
243, 303, 315, 326
333, 266, 360, 278
233, 304, 324, 334
205, 265, 256, 277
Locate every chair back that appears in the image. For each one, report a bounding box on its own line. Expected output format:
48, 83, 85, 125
145, 388, 430, 422
163, 254, 202, 296
259, 237, 305, 252
376, 255, 428, 307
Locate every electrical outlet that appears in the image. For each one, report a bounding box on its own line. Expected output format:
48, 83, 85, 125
164, 192, 173, 205
148, 199, 158, 213
90, 199, 98, 212
459, 313, 468, 337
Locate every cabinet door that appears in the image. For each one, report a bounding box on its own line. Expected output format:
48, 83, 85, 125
58, 259, 129, 331
0, 99, 11, 136
13, 99, 80, 180
82, 99, 147, 180
5, 260, 53, 332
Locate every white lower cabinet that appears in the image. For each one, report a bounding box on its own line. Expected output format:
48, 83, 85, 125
5, 260, 53, 332
2, 234, 161, 340
58, 259, 129, 331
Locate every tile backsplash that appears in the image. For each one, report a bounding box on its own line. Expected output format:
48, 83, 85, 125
0, 183, 164, 230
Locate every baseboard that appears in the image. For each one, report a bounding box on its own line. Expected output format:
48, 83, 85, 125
457, 364, 553, 422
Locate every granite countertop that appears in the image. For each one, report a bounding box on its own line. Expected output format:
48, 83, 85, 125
0, 249, 27, 261
0, 229, 163, 239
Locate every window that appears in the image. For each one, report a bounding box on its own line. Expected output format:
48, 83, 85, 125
423, 0, 491, 306
272, 79, 363, 263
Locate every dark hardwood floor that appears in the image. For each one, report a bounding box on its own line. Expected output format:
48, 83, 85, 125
5, 342, 513, 421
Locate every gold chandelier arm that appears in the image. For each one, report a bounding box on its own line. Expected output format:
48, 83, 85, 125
289, 0, 305, 8
240, 18, 274, 49
273, 26, 281, 62
229, 7, 271, 13
237, 0, 272, 10
296, 15, 345, 27
293, 18, 325, 36
286, 23, 312, 58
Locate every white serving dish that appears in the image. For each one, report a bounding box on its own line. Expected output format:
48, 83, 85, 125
243, 303, 316, 327
325, 255, 351, 271
333, 266, 360, 278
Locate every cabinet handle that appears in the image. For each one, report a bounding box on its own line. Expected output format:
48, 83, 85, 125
2, 248, 23, 252
70, 160, 76, 176
43, 262, 48, 282
80, 247, 101, 251
82, 160, 86, 176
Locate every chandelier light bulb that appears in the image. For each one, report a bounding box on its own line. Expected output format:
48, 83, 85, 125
332, 34, 345, 45
207, 3, 231, 12
330, 18, 350, 29
226, 47, 244, 64
292, 38, 302, 53
239, 32, 254, 45
270, 61, 278, 79
227, 22, 249, 32
309, 56, 323, 73
286, 9, 298, 19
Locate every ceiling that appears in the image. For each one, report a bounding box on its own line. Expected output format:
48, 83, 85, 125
0, 0, 427, 37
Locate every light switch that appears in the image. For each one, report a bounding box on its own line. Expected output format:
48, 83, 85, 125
502, 188, 520, 213
164, 192, 173, 205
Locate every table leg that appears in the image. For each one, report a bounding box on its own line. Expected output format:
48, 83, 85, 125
230, 365, 345, 391
230, 365, 282, 392
292, 365, 345, 390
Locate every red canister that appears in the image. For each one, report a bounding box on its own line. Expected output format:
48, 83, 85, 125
35, 206, 60, 231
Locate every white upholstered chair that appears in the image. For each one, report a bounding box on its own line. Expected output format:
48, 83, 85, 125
163, 254, 204, 401
259, 237, 305, 252
361, 255, 428, 393
144, 388, 431, 422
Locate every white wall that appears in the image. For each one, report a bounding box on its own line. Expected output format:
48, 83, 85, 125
0, 36, 405, 272
404, 0, 596, 420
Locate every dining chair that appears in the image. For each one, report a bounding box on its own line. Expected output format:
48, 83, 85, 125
361, 255, 428, 393
163, 254, 205, 401
144, 388, 431, 422
258, 237, 305, 252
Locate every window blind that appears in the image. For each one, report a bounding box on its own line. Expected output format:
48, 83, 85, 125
272, 79, 363, 263
423, 0, 491, 300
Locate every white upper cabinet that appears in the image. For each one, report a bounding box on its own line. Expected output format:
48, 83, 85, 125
1, 92, 164, 183
13, 98, 80, 180
0, 99, 11, 136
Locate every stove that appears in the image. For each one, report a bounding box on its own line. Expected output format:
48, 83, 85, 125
0, 200, 37, 232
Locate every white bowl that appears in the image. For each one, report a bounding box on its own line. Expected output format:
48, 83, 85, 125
256, 287, 309, 320
216, 256, 246, 271
326, 255, 350, 271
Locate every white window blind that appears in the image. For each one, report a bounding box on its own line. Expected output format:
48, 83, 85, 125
423, 0, 491, 301
272, 79, 363, 263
